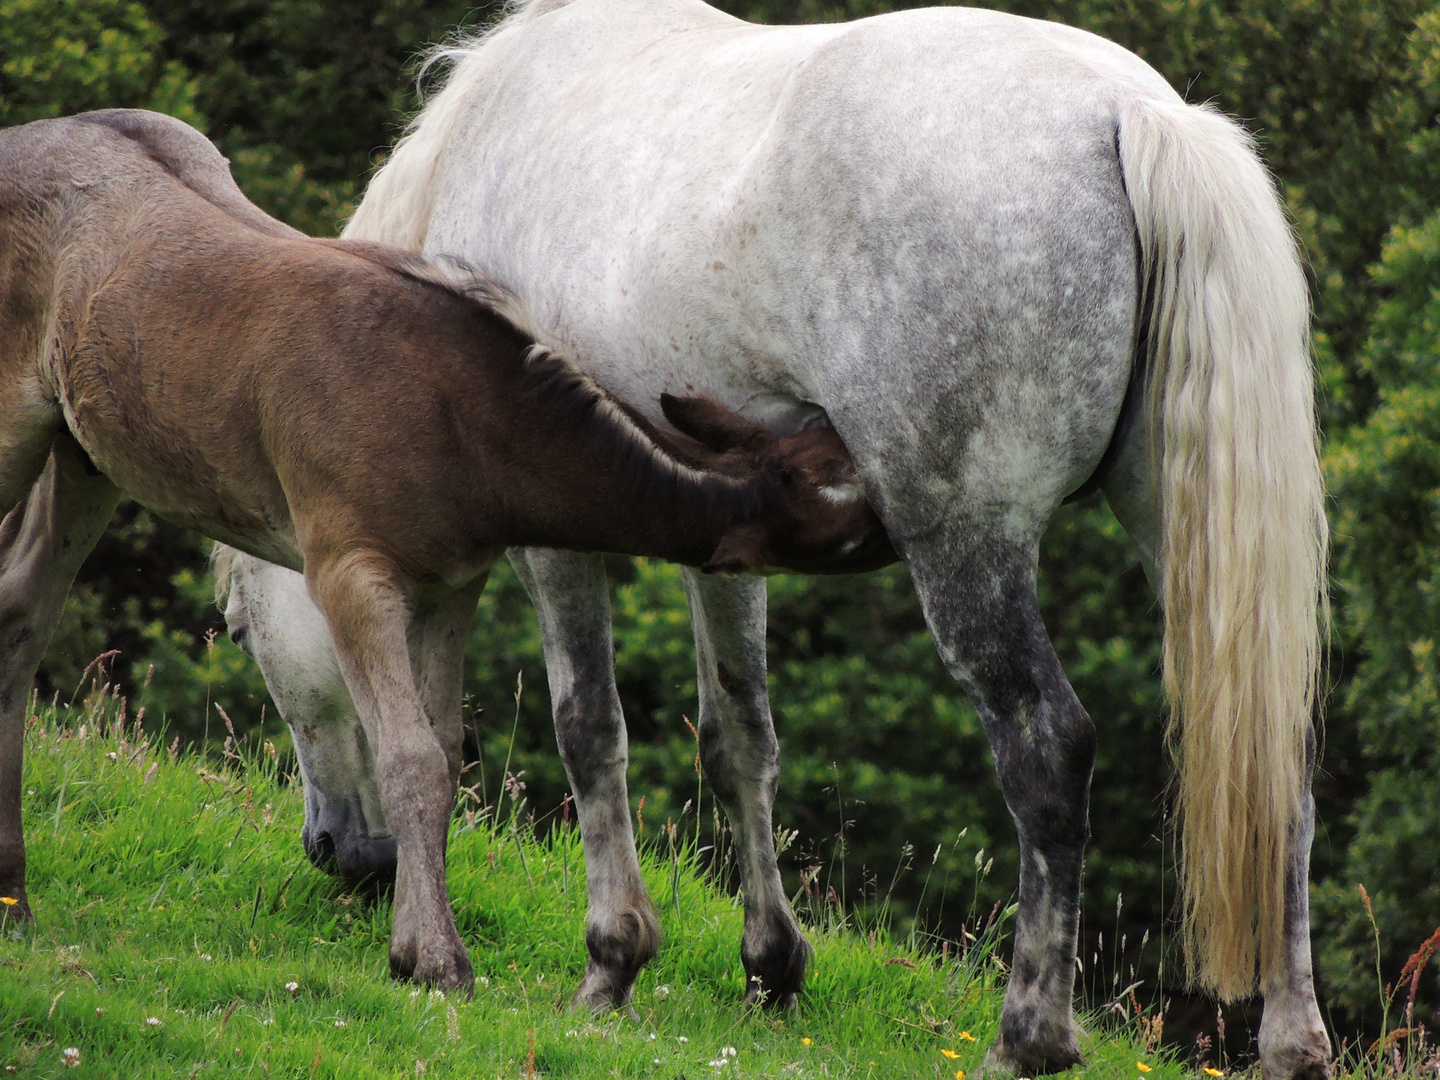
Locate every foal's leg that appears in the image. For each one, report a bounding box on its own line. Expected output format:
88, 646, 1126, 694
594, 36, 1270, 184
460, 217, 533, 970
680, 568, 810, 1006
305, 554, 475, 991
905, 531, 1093, 1076
509, 547, 659, 1010
0, 439, 122, 918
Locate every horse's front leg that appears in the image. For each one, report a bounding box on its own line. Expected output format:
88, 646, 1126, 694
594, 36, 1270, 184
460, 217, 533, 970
0, 438, 122, 919
906, 532, 1093, 1076
306, 553, 474, 992
680, 568, 810, 1007
510, 547, 659, 1010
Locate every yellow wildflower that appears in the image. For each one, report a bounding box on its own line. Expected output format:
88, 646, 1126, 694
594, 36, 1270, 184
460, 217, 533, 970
801, 1038, 813, 1047
1136, 1064, 1152, 1073
0, 897, 18, 906
955, 1071, 966, 1080
1204, 1070, 1223, 1077
959, 1031, 977, 1042
940, 1049, 961, 1060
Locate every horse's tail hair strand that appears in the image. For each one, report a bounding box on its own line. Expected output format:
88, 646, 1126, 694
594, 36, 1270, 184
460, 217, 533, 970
1118, 97, 1327, 1001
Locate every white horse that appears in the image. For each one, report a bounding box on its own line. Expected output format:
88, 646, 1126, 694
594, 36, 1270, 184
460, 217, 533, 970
216, 1, 1329, 1074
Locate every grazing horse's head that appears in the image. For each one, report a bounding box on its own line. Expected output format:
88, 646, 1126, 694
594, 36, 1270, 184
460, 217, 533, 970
657, 394, 896, 576
213, 548, 396, 887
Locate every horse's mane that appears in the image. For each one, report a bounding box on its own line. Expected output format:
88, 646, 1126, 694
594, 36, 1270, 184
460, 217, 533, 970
343, 0, 577, 254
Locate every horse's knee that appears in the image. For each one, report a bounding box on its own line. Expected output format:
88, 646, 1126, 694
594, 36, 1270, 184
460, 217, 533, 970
987, 694, 1095, 843
553, 686, 626, 787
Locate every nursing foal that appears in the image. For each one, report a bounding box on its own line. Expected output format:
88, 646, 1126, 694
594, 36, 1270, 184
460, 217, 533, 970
0, 109, 887, 989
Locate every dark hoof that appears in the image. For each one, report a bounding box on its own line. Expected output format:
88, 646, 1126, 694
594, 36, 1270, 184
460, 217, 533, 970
389, 934, 474, 995
743, 980, 799, 1010
570, 964, 639, 1014
572, 907, 661, 1011
982, 1036, 1085, 1077
1260, 1035, 1333, 1080
741, 916, 811, 1008
0, 890, 31, 927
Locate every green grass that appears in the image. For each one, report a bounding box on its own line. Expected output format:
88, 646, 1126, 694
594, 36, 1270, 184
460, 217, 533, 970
0, 695, 1210, 1078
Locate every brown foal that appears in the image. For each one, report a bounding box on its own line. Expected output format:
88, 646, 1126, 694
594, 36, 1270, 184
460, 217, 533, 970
0, 110, 890, 989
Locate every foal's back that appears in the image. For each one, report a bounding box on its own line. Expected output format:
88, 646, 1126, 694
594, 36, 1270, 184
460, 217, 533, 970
0, 111, 530, 572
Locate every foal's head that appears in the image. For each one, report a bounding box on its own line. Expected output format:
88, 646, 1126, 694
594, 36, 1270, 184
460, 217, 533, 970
658, 394, 896, 575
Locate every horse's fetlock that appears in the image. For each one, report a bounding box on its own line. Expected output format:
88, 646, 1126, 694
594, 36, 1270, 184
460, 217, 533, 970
585, 904, 660, 978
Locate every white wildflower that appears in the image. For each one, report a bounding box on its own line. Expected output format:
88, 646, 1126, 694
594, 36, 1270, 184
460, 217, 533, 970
61, 1047, 80, 1068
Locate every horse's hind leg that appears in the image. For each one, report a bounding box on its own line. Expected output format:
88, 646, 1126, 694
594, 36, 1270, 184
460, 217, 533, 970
510, 547, 659, 1010
1256, 730, 1331, 1079
681, 568, 810, 1006
905, 531, 1093, 1076
0, 437, 122, 917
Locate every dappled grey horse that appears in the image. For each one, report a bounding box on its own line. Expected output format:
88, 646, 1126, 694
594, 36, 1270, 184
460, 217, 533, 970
214, 1, 1330, 1075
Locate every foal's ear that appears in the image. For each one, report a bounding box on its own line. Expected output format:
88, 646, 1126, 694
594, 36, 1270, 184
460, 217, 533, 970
701, 523, 769, 576
660, 394, 769, 454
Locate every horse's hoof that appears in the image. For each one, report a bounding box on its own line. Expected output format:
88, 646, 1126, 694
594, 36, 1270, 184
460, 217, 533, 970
0, 888, 31, 928
570, 962, 637, 1014
740, 916, 810, 1009
389, 935, 474, 995
743, 984, 799, 1010
980, 1037, 1085, 1078
1259, 1032, 1333, 1080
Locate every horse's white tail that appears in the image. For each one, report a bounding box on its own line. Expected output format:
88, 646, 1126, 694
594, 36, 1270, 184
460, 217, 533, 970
1117, 99, 1327, 1001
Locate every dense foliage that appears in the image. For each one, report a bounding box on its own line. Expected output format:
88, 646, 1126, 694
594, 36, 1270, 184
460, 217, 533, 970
4, 0, 1439, 1044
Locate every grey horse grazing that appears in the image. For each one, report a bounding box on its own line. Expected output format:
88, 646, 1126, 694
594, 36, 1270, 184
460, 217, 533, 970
0, 109, 890, 993
219, 0, 1328, 1075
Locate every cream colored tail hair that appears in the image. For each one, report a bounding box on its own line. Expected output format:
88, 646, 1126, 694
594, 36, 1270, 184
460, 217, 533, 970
1118, 99, 1326, 1001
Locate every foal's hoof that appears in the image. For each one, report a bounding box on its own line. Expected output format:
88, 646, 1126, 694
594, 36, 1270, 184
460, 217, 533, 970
743, 979, 799, 1010
0, 890, 31, 928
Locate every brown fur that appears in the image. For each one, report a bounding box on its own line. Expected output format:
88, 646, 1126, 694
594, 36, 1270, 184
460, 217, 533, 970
0, 109, 891, 987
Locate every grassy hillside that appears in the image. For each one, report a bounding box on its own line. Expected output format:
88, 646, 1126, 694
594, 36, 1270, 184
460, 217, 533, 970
0, 686, 1423, 1078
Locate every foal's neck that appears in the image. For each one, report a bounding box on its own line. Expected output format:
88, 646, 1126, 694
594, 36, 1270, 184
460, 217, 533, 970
458, 328, 767, 566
